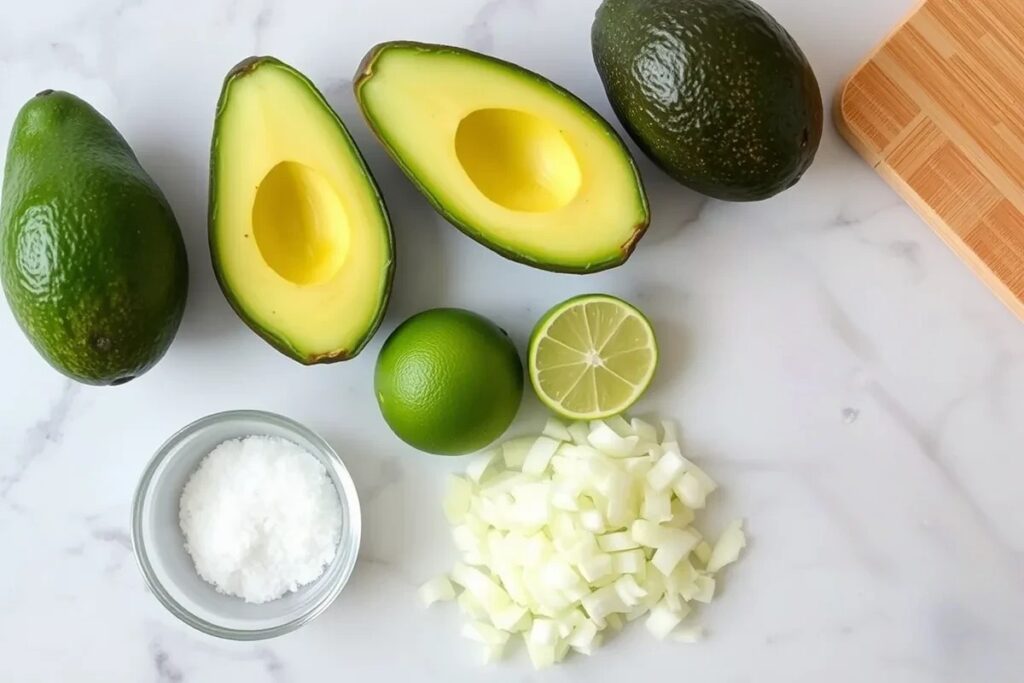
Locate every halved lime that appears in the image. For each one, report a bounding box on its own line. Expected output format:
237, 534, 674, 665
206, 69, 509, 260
528, 294, 657, 420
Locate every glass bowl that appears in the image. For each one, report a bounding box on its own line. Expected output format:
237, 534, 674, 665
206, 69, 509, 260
131, 410, 361, 640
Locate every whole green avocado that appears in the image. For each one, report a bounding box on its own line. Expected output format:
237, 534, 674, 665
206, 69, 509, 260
592, 0, 823, 201
0, 91, 188, 385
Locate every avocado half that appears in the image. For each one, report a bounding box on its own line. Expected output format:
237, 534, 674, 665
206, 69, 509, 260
209, 56, 395, 364
592, 0, 823, 202
354, 42, 649, 274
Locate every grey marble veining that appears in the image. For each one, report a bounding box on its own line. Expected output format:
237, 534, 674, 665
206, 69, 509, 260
1, 0, 1023, 681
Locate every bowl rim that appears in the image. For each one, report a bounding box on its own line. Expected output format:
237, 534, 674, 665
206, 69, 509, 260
130, 409, 362, 640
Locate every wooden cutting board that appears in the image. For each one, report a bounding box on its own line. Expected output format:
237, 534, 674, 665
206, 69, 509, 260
835, 0, 1024, 320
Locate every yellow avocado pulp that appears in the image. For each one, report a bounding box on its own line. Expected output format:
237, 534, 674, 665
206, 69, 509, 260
356, 42, 649, 272
251, 160, 350, 286
454, 108, 582, 213
211, 58, 393, 363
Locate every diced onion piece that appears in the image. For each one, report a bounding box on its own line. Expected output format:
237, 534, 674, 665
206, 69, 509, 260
588, 422, 640, 458
641, 485, 672, 523
524, 636, 557, 670
567, 421, 590, 446
451, 563, 509, 609
581, 585, 625, 621
605, 613, 623, 631
692, 575, 716, 603
572, 633, 603, 656
530, 618, 558, 645
672, 472, 707, 509
665, 498, 696, 529
577, 552, 614, 583
568, 618, 599, 651
631, 519, 669, 548
678, 454, 718, 494
613, 574, 648, 606
651, 527, 701, 576
646, 602, 684, 640
482, 641, 507, 663
492, 603, 529, 631
502, 437, 534, 469
542, 417, 572, 442
611, 548, 645, 574
418, 576, 455, 607
551, 487, 580, 511
672, 625, 704, 643
443, 476, 473, 524
458, 591, 488, 620
603, 473, 636, 528
603, 415, 634, 437
451, 524, 482, 554
597, 531, 639, 553
522, 436, 561, 476
666, 560, 698, 597
663, 587, 682, 612
694, 540, 712, 565
661, 419, 679, 443
579, 507, 607, 533
646, 449, 686, 491
466, 449, 499, 483
706, 519, 746, 573
541, 558, 582, 591
630, 418, 658, 446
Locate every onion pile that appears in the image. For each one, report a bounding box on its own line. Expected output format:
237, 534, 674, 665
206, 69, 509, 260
418, 415, 746, 668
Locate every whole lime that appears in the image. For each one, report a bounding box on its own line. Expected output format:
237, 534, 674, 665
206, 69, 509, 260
375, 308, 524, 455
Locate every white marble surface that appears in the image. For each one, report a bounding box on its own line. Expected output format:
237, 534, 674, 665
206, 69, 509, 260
1, 0, 1022, 680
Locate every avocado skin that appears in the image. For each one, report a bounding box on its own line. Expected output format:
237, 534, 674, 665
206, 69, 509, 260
355, 41, 650, 274
0, 91, 188, 385
592, 0, 823, 201
210, 56, 396, 364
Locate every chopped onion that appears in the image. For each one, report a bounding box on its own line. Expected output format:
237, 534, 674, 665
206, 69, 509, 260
522, 436, 560, 476
646, 449, 686, 492
646, 602, 684, 640
567, 421, 590, 446
418, 576, 455, 607
443, 476, 472, 524
706, 519, 746, 573
501, 437, 534, 469
421, 415, 746, 668
588, 421, 640, 457
671, 472, 704, 509
630, 418, 658, 447
542, 417, 573, 442
466, 449, 499, 483
462, 621, 509, 645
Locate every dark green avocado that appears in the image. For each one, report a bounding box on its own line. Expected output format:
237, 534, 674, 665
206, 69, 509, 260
0, 91, 188, 385
592, 0, 823, 201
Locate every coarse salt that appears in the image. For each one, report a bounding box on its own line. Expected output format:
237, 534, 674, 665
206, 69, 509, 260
179, 435, 343, 604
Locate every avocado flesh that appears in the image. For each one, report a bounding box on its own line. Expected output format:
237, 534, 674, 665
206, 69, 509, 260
355, 42, 649, 273
0, 91, 188, 385
210, 57, 395, 363
592, 0, 823, 202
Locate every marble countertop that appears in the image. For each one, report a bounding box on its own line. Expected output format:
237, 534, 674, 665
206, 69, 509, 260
2, 0, 1022, 681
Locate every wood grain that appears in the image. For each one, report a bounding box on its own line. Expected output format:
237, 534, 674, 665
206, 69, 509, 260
835, 0, 1024, 320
